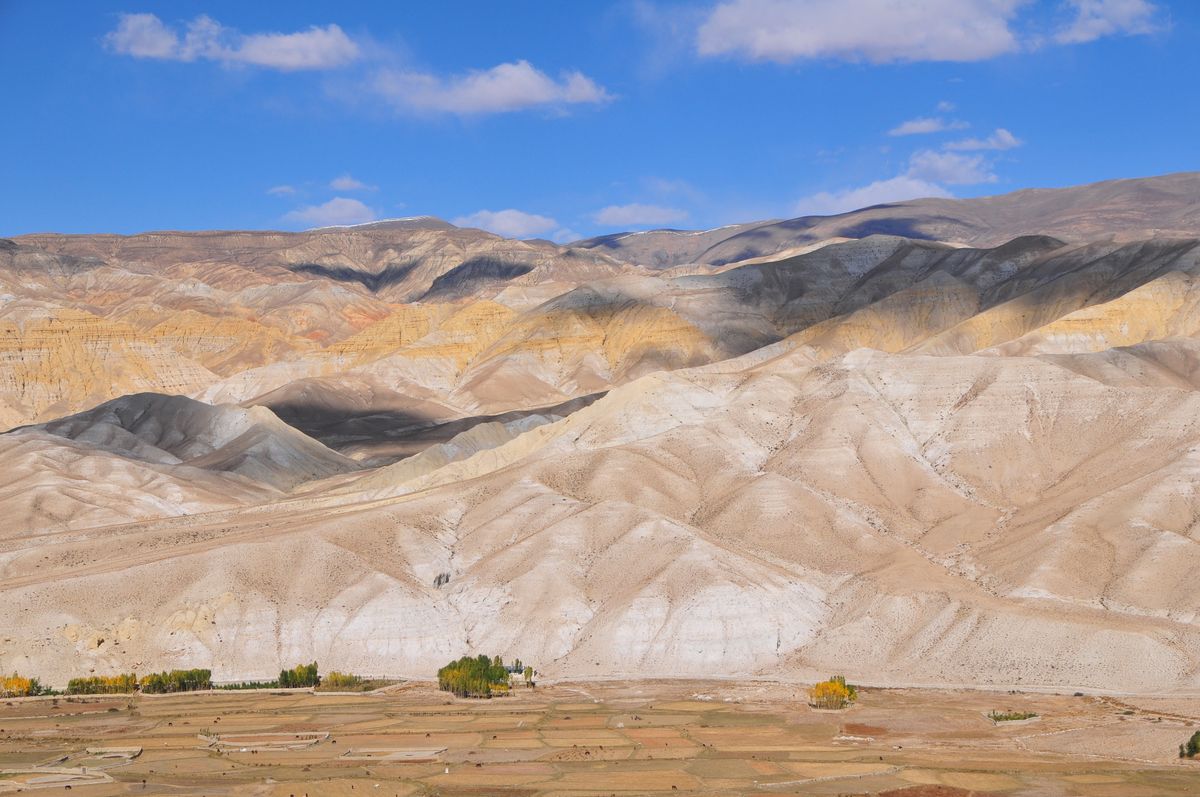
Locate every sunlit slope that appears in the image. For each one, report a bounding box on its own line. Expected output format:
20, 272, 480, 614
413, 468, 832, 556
4, 345, 1200, 690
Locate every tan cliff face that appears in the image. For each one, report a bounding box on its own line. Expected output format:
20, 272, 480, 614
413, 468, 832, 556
6, 177, 1200, 691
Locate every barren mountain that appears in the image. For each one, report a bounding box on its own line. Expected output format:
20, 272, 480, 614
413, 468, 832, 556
4, 175, 1200, 693
576, 172, 1200, 266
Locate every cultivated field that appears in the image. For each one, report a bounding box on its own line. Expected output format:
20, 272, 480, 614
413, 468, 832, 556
1, 680, 1198, 795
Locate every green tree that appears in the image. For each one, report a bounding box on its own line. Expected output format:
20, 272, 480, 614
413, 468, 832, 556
278, 662, 320, 688
437, 655, 513, 698
1182, 730, 1200, 758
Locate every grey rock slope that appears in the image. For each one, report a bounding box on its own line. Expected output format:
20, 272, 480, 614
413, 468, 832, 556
24, 392, 360, 491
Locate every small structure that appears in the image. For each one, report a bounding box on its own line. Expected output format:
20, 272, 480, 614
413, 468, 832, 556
199, 731, 328, 751
340, 747, 446, 762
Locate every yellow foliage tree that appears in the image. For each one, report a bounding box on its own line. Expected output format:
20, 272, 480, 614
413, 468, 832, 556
67, 673, 138, 695
1, 673, 36, 698
809, 675, 857, 710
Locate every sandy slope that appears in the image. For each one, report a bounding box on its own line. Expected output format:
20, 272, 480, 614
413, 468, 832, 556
4, 345, 1200, 692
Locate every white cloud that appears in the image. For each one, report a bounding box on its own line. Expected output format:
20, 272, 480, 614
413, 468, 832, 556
794, 144, 1005, 216
697, 0, 1026, 63
936, 100, 956, 113
105, 13, 360, 70
266, 184, 296, 196
105, 13, 178, 58
592, 203, 689, 227
945, 128, 1022, 151
1055, 0, 1162, 44
907, 150, 996, 185
285, 197, 377, 227
373, 60, 611, 115
329, 174, 375, 191
233, 24, 359, 70
794, 175, 952, 216
452, 209, 560, 238
887, 116, 969, 136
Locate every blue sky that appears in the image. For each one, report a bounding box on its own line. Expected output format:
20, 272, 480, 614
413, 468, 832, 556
1, 1, 1195, 239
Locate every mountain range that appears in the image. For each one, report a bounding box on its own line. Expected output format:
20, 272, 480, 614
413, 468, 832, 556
4, 172, 1200, 692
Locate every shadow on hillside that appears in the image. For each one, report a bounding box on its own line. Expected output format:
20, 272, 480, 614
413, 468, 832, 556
287, 261, 419, 292
263, 392, 607, 466
706, 211, 949, 266
419, 258, 535, 301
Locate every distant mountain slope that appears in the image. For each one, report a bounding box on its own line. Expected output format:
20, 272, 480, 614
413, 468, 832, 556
575, 172, 1200, 266
10, 219, 625, 303
572, 220, 777, 268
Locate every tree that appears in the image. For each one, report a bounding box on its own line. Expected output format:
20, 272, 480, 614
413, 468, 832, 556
1, 673, 49, 698
68, 673, 139, 695
809, 675, 857, 710
523, 665, 534, 685
279, 662, 320, 688
437, 655, 514, 698
138, 669, 210, 694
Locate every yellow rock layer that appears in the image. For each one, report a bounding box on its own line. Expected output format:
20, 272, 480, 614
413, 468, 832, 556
0, 308, 216, 423
120, 307, 316, 375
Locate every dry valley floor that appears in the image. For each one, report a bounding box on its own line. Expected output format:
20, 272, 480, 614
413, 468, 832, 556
2, 680, 1198, 796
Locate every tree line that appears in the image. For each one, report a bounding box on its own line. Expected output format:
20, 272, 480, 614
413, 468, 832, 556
3, 663, 325, 696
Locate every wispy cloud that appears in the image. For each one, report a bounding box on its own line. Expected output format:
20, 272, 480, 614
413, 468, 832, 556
794, 175, 951, 216
887, 116, 969, 136
329, 174, 376, 191
105, 17, 611, 120
453, 208, 560, 238
697, 0, 1026, 64
105, 13, 360, 70
945, 128, 1022, 151
907, 150, 996, 185
372, 60, 611, 115
695, 0, 1165, 64
592, 203, 689, 227
794, 145, 1003, 216
285, 197, 377, 227
266, 184, 296, 196
1055, 0, 1163, 44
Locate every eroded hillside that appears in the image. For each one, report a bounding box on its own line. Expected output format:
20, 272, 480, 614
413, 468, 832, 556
5, 177, 1200, 691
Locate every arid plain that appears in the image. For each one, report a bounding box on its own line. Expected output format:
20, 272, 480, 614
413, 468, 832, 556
3, 680, 1200, 796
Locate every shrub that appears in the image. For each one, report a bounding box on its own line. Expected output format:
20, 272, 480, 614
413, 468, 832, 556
139, 669, 212, 694
322, 671, 362, 689
437, 654, 514, 698
1181, 730, 1200, 759
66, 673, 138, 695
219, 680, 279, 690
988, 710, 1038, 722
809, 675, 857, 710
